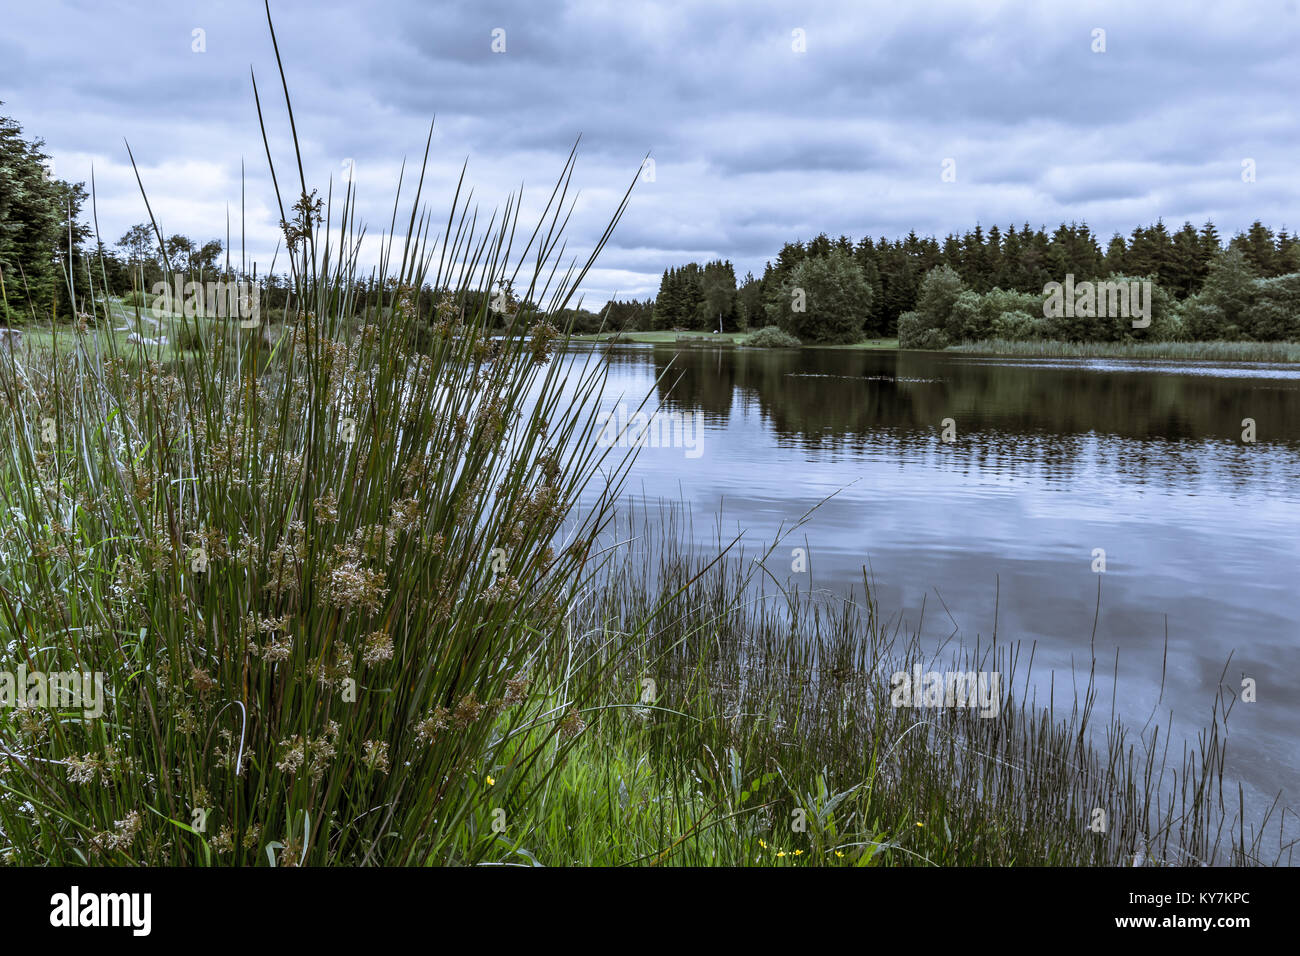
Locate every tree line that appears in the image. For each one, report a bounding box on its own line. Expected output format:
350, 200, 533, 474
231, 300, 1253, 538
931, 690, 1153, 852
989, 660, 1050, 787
7, 104, 1299, 347
641, 220, 1300, 344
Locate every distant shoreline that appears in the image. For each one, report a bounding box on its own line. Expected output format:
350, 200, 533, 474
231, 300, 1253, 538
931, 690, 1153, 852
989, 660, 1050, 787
568, 331, 1300, 363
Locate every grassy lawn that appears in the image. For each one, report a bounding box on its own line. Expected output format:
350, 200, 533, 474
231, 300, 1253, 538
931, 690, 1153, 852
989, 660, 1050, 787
569, 330, 747, 344
10, 297, 264, 362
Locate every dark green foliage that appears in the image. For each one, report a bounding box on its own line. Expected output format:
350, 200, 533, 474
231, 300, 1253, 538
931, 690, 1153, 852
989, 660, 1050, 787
652, 260, 740, 331
768, 247, 871, 344
743, 324, 801, 348
1180, 248, 1257, 340
899, 262, 1184, 347
657, 216, 1300, 347
1243, 273, 1300, 341
897, 311, 948, 350
604, 297, 655, 332
736, 270, 764, 330
0, 106, 89, 322
914, 263, 964, 332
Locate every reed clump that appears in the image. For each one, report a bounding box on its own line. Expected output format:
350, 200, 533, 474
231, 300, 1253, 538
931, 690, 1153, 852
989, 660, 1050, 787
480, 511, 1287, 866
949, 338, 1300, 363
0, 13, 637, 865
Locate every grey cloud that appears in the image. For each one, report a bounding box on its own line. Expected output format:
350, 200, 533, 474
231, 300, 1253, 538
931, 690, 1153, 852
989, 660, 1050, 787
3, 0, 1298, 304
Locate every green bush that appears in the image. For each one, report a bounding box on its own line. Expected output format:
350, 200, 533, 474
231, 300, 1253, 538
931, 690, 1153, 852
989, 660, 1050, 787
945, 289, 986, 341
1243, 274, 1300, 340
743, 325, 801, 348
991, 309, 1040, 341
769, 248, 871, 344
915, 264, 964, 329
898, 310, 949, 349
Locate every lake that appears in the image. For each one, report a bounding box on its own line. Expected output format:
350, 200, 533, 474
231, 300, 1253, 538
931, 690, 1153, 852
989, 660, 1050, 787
564, 342, 1300, 830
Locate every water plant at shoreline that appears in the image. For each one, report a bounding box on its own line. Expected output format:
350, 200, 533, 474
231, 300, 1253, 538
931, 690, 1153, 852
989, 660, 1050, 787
945, 338, 1300, 363
0, 6, 639, 865
497, 510, 1288, 867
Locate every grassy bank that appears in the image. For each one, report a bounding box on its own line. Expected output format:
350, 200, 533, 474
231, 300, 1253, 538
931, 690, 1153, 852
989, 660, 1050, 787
478, 512, 1282, 866
947, 338, 1300, 363
1, 306, 1281, 865
570, 330, 746, 345
572, 331, 1300, 363
570, 331, 900, 350
12, 297, 277, 364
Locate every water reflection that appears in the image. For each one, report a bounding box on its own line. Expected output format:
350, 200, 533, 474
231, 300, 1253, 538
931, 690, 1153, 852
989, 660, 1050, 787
573, 343, 1300, 825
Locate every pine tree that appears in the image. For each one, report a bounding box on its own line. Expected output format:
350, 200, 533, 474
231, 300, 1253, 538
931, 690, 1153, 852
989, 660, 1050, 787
1231, 221, 1280, 277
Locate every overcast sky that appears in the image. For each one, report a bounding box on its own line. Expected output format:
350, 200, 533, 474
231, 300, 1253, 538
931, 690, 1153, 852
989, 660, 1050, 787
3, 0, 1298, 306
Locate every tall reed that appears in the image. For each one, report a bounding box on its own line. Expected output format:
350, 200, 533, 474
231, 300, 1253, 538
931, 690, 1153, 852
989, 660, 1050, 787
0, 6, 638, 865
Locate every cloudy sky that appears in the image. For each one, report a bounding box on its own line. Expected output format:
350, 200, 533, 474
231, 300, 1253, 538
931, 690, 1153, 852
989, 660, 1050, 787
3, 0, 1298, 306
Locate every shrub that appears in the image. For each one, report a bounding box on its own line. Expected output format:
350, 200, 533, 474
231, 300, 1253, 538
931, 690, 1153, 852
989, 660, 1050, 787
945, 289, 986, 341
898, 310, 949, 350
1197, 249, 1257, 331
743, 325, 801, 348
915, 264, 965, 330
769, 248, 871, 344
1244, 274, 1300, 340
897, 310, 949, 349
991, 309, 1040, 341
1179, 298, 1226, 340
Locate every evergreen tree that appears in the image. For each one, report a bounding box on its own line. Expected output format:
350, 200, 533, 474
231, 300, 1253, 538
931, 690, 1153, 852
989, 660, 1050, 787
1169, 221, 1205, 298
1231, 221, 1280, 277
0, 106, 88, 321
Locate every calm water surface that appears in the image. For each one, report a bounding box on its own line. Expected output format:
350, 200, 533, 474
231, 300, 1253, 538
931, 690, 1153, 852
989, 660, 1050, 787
562, 343, 1300, 830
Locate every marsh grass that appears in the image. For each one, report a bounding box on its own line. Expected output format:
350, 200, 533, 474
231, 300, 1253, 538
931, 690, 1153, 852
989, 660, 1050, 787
0, 5, 642, 866
505, 510, 1289, 866
949, 338, 1300, 363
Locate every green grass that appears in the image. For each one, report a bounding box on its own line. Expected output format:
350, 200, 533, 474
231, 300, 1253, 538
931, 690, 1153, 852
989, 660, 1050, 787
12, 297, 263, 363
572, 331, 899, 350
571, 330, 747, 344
817, 336, 898, 350
0, 11, 639, 865
439, 511, 1285, 866
948, 338, 1300, 362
